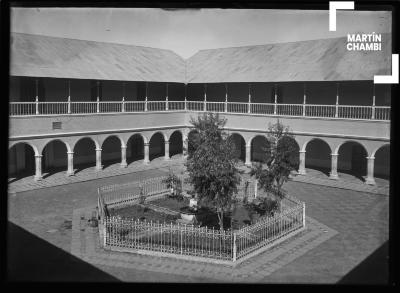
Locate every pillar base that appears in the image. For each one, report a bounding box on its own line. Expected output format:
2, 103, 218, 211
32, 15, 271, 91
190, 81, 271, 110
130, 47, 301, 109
329, 173, 339, 180
164, 157, 171, 161
66, 171, 75, 177
34, 175, 43, 181
365, 177, 376, 185
120, 162, 128, 168
95, 166, 103, 172
298, 169, 306, 175
245, 161, 252, 167
143, 160, 150, 165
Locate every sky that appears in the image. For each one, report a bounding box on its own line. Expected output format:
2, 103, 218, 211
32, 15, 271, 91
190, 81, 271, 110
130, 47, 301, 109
10, 8, 391, 59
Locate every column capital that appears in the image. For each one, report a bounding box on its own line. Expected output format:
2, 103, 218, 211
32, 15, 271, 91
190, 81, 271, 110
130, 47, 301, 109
366, 156, 375, 160
165, 140, 170, 144
330, 153, 339, 157
35, 154, 43, 158
67, 151, 74, 155
299, 150, 306, 154
95, 148, 102, 152
121, 145, 127, 149
144, 142, 150, 147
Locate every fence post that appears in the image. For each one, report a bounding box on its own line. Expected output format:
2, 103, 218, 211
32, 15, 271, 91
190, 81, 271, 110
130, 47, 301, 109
35, 97, 39, 115
122, 97, 125, 113
96, 97, 100, 113
68, 96, 71, 114
184, 98, 187, 110
233, 232, 237, 262
103, 219, 107, 247
302, 202, 306, 228
254, 180, 258, 198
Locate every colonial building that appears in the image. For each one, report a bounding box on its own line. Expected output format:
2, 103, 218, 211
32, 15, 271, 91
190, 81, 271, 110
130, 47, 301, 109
9, 32, 391, 185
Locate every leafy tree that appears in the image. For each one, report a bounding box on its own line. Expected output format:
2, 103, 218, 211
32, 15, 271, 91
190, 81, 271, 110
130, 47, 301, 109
162, 169, 183, 200
185, 113, 241, 230
250, 120, 298, 211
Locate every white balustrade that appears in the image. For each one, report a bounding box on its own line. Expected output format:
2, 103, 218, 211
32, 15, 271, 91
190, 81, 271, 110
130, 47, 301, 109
227, 102, 248, 113
276, 104, 303, 116
99, 101, 122, 113
250, 103, 275, 115
186, 101, 204, 111
206, 102, 225, 112
168, 101, 185, 111
337, 105, 372, 119
70, 102, 97, 114
147, 101, 167, 112
124, 101, 145, 112
305, 104, 336, 117
8, 100, 391, 121
9, 102, 36, 116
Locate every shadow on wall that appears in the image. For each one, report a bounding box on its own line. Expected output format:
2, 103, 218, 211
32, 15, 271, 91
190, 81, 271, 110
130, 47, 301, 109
6, 221, 120, 282
338, 240, 389, 284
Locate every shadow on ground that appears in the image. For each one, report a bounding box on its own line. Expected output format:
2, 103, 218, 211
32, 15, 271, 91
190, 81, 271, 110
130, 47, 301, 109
7, 221, 120, 282
338, 241, 389, 284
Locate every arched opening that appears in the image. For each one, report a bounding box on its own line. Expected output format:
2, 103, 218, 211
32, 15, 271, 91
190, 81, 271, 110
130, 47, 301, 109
337, 141, 368, 181
42, 140, 68, 178
126, 134, 144, 164
305, 139, 331, 176
188, 130, 199, 156
8, 143, 35, 181
251, 135, 270, 163
374, 145, 390, 180
169, 131, 183, 157
102, 136, 122, 169
149, 132, 165, 161
229, 133, 246, 162
277, 136, 300, 170
73, 138, 96, 174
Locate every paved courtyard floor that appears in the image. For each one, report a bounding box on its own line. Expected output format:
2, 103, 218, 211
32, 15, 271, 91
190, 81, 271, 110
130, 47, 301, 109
7, 163, 389, 283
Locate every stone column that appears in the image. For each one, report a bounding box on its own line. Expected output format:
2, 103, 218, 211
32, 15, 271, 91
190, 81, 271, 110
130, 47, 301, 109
95, 148, 102, 171
245, 145, 251, 166
298, 150, 306, 175
120, 145, 127, 168
329, 153, 339, 180
67, 151, 74, 176
144, 143, 150, 164
34, 154, 43, 181
183, 136, 188, 158
164, 140, 170, 160
365, 156, 376, 185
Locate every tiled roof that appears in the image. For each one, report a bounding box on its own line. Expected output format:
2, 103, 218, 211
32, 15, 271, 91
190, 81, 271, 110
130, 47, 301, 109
10, 32, 391, 83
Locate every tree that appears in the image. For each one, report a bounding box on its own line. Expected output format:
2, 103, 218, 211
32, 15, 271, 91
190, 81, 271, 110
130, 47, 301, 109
185, 113, 241, 230
250, 120, 298, 211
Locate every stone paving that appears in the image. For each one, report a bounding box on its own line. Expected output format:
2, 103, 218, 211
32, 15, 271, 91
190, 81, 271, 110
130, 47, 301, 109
71, 206, 338, 283
8, 166, 389, 283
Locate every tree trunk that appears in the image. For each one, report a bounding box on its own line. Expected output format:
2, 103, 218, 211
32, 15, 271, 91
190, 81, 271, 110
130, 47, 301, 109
218, 209, 224, 231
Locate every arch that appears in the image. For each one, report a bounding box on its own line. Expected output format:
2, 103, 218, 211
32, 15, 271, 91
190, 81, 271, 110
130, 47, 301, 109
187, 129, 200, 156
73, 137, 97, 173
9, 140, 39, 156
8, 142, 36, 180
169, 130, 183, 157
149, 132, 165, 161
101, 135, 122, 168
277, 136, 300, 170
337, 141, 368, 181
373, 144, 390, 180
127, 134, 145, 164
41, 140, 68, 178
334, 140, 368, 156
251, 135, 270, 163
71, 136, 100, 151
150, 131, 168, 143
228, 133, 246, 162
304, 138, 332, 175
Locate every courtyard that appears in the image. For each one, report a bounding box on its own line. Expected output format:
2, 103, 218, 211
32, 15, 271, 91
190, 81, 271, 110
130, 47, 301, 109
7, 164, 389, 283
